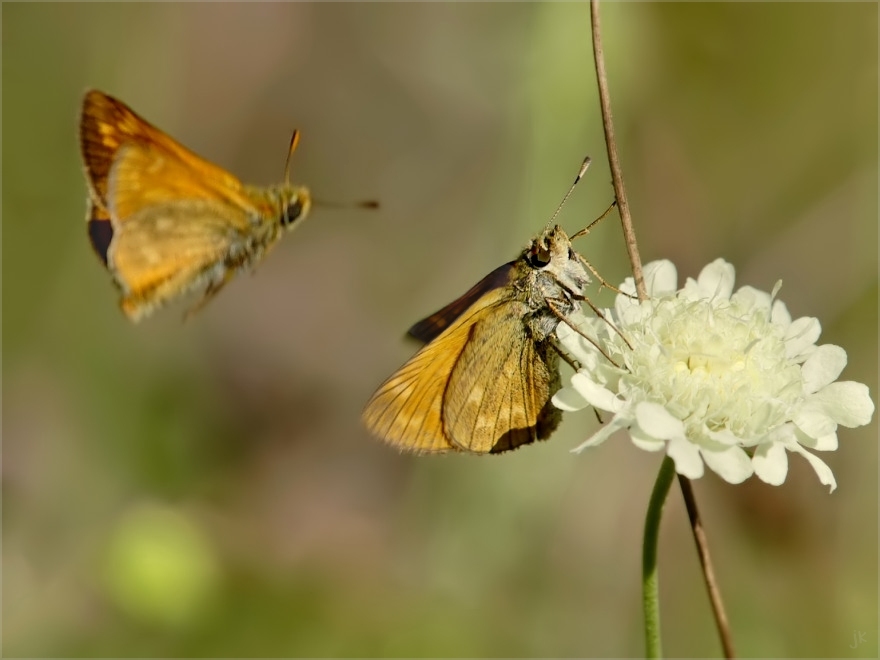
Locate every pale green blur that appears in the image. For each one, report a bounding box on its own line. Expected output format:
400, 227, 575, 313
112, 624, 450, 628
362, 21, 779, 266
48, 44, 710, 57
3, 3, 877, 657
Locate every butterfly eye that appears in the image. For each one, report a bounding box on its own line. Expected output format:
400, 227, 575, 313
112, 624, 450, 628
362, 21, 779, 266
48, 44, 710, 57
529, 246, 551, 268
281, 198, 304, 227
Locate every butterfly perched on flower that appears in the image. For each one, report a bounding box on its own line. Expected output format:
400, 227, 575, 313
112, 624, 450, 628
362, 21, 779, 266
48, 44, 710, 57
362, 159, 615, 454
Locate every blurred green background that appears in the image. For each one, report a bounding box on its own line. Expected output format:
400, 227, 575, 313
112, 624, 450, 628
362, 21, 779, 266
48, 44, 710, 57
3, 3, 877, 657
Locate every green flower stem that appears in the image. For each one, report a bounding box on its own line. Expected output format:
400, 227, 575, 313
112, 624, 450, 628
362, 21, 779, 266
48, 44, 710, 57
642, 456, 677, 658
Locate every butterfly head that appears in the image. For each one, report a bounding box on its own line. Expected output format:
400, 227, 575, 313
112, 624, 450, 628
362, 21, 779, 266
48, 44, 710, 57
528, 225, 591, 294
278, 185, 312, 230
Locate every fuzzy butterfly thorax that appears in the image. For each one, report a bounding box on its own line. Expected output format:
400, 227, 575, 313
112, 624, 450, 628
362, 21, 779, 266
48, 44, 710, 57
518, 225, 592, 343
225, 183, 312, 269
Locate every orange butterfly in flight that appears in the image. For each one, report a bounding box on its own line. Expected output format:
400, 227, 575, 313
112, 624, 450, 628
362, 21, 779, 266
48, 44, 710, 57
80, 90, 313, 321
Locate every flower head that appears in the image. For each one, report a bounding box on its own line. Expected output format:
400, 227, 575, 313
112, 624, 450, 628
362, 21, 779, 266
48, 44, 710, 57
553, 259, 874, 492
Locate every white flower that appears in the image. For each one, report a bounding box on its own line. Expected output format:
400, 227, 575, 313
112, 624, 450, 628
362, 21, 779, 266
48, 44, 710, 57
553, 259, 875, 492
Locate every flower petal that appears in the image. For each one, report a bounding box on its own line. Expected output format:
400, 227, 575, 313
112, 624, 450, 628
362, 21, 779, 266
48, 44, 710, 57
788, 443, 837, 493
801, 344, 847, 394
552, 386, 589, 412
617, 297, 648, 327
556, 318, 577, 343
792, 401, 837, 439
570, 372, 623, 413
666, 438, 704, 478
771, 299, 791, 327
631, 436, 666, 452
558, 312, 596, 340
618, 276, 637, 299
635, 402, 685, 440
798, 430, 838, 451
643, 260, 678, 297
615, 276, 643, 319
731, 285, 771, 313
784, 316, 821, 360
706, 427, 745, 447
701, 446, 753, 484
556, 317, 602, 364
570, 415, 629, 453
752, 442, 788, 486
629, 424, 666, 452
697, 259, 735, 300
810, 381, 875, 428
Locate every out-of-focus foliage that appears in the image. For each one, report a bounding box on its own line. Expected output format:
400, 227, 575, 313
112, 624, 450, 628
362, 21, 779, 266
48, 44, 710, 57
3, 3, 876, 657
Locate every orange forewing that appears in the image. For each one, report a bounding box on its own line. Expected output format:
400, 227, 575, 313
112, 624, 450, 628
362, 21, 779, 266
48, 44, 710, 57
362, 339, 466, 454
80, 90, 261, 226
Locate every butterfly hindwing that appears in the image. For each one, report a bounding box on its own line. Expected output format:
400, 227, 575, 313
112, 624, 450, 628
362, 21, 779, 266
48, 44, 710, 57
107, 199, 247, 320
443, 303, 561, 453
362, 286, 514, 453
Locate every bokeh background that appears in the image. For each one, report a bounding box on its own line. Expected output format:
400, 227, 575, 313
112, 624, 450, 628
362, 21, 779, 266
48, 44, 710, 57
3, 3, 877, 657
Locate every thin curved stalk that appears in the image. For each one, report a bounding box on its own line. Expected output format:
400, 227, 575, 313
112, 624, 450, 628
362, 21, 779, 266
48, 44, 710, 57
643, 456, 676, 658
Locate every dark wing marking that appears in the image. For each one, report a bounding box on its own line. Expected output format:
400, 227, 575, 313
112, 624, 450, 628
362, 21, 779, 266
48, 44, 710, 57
408, 262, 517, 343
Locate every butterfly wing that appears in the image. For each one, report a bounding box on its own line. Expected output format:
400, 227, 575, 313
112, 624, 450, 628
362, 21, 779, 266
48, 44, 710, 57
443, 304, 562, 453
362, 286, 514, 453
107, 199, 248, 320
87, 200, 114, 266
408, 262, 517, 342
80, 90, 261, 227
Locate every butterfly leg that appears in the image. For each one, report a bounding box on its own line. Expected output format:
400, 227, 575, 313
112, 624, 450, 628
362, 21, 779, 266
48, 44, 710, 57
183, 267, 234, 321
548, 335, 581, 370
572, 252, 637, 300
569, 292, 634, 351
569, 199, 617, 240
544, 297, 623, 368
567, 201, 637, 301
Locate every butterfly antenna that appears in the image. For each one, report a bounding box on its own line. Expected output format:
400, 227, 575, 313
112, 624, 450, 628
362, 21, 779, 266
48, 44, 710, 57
283, 129, 301, 185
313, 198, 380, 210
544, 156, 591, 231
